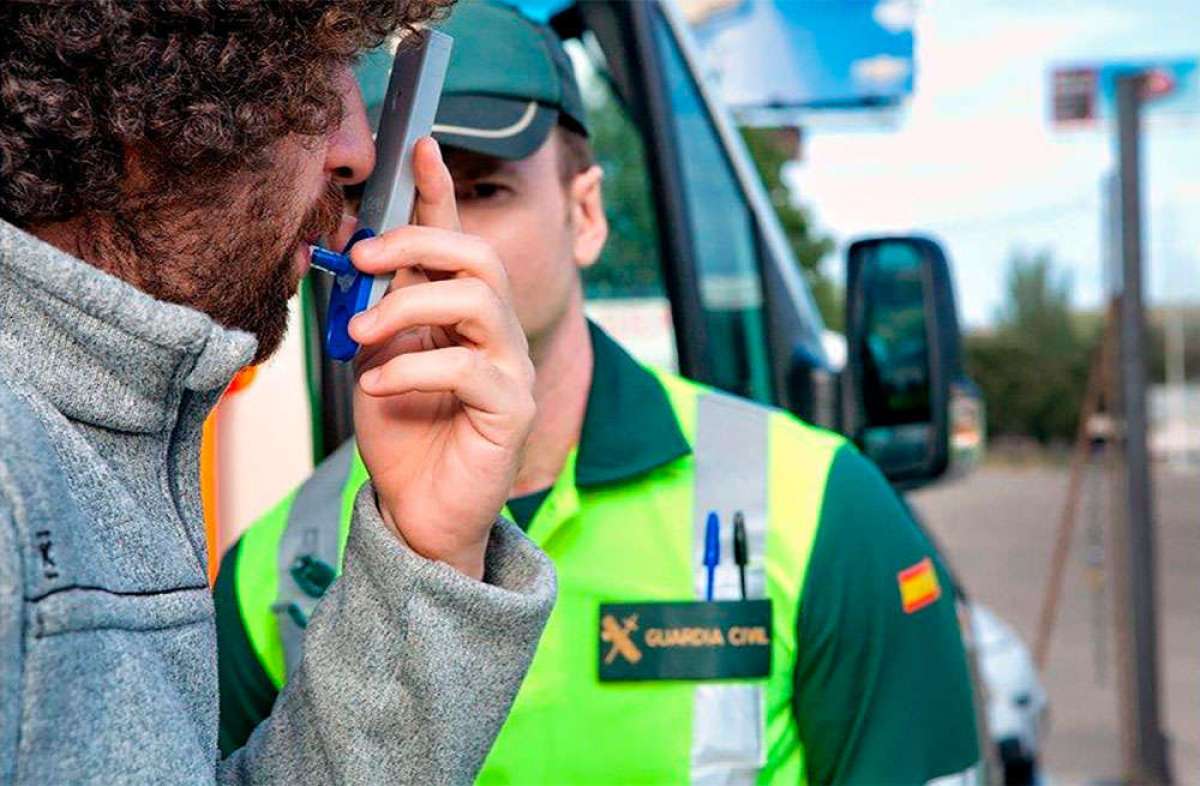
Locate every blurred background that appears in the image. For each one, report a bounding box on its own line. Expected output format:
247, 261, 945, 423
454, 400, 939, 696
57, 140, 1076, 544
203, 2, 1197, 783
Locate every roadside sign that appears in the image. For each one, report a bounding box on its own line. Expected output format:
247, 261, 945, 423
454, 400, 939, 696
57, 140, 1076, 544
1051, 59, 1200, 128
683, 0, 915, 127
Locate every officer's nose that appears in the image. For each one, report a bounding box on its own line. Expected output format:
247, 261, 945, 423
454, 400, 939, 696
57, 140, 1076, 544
325, 65, 375, 187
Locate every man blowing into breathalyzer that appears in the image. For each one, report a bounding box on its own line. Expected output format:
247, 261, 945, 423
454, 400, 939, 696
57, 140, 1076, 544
0, 2, 556, 783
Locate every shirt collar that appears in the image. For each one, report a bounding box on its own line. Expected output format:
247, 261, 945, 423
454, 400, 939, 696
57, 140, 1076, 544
575, 321, 691, 487
0, 220, 256, 434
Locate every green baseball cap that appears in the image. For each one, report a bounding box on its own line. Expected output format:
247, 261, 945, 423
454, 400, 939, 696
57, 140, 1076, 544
357, 0, 587, 160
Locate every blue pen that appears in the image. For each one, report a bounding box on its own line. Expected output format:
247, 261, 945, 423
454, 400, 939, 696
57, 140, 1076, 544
703, 511, 720, 602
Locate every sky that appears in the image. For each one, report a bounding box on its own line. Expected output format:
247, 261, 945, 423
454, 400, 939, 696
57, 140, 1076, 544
783, 0, 1200, 328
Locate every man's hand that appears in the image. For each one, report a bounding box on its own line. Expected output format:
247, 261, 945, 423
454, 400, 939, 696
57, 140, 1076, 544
346, 137, 535, 581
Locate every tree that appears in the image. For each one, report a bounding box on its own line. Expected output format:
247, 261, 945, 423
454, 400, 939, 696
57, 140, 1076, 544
740, 127, 838, 328
580, 87, 665, 299
575, 80, 836, 325
995, 250, 1076, 348
964, 250, 1099, 444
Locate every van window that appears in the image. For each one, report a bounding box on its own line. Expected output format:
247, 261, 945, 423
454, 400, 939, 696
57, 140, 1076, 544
567, 38, 678, 372
652, 10, 773, 404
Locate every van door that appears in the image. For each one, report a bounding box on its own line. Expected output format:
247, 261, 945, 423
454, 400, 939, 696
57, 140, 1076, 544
575, 1, 834, 415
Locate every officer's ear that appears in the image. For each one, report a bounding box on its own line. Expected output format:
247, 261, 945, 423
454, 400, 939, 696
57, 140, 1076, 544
568, 164, 607, 270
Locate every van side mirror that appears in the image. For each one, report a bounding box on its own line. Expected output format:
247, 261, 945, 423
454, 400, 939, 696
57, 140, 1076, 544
844, 236, 963, 488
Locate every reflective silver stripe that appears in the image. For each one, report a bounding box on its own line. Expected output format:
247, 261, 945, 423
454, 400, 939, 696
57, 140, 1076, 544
272, 438, 356, 676
690, 391, 771, 786
925, 763, 984, 786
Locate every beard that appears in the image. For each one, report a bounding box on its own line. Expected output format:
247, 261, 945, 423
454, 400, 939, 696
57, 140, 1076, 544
93, 171, 345, 365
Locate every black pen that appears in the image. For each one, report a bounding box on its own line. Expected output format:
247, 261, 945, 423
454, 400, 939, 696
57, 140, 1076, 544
733, 511, 749, 600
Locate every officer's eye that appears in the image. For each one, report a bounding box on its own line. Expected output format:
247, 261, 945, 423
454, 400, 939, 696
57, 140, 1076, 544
457, 181, 508, 202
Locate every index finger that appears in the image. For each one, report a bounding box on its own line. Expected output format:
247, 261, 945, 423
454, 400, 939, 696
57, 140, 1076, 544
411, 136, 460, 231
348, 226, 511, 301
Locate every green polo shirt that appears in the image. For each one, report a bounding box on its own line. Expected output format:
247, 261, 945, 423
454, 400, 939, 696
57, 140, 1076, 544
505, 322, 691, 528
214, 323, 978, 783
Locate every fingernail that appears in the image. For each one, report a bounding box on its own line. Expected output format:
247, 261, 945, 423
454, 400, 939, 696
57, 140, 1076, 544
351, 237, 375, 260
350, 309, 376, 337
361, 368, 381, 390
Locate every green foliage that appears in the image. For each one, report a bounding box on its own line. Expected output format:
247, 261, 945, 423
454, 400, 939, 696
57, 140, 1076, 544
574, 79, 836, 327
580, 88, 664, 299
739, 127, 838, 328
964, 250, 1099, 444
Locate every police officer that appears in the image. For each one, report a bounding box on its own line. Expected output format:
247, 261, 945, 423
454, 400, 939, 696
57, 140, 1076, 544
215, 3, 982, 783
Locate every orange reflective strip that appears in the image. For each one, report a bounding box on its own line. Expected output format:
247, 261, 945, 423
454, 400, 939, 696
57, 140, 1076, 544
201, 410, 220, 585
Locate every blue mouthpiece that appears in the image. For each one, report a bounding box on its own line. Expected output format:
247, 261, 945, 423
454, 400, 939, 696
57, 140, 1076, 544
309, 246, 355, 277
309, 227, 376, 362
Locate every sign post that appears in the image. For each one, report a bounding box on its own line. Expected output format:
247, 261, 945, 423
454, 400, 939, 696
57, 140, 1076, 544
1112, 72, 1172, 786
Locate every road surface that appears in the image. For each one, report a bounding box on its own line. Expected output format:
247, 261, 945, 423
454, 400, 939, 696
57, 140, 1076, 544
911, 463, 1199, 784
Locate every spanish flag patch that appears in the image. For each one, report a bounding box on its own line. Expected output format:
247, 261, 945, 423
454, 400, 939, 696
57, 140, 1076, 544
898, 557, 941, 614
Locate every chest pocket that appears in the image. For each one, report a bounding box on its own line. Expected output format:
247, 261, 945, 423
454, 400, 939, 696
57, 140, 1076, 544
690, 564, 769, 785
29, 584, 212, 638
18, 586, 217, 784
693, 683, 766, 785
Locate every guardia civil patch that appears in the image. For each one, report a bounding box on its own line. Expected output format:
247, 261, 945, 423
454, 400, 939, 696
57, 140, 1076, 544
898, 557, 942, 614
598, 600, 772, 682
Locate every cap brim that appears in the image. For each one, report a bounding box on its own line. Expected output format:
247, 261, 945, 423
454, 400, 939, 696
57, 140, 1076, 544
433, 95, 557, 160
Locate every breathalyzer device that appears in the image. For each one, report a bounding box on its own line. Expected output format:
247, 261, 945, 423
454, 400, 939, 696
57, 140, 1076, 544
309, 29, 453, 361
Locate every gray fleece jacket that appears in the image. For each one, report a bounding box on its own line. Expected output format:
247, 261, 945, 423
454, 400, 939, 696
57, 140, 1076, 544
0, 220, 556, 785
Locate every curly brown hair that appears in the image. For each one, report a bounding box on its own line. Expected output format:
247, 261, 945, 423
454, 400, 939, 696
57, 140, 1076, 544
0, 0, 452, 228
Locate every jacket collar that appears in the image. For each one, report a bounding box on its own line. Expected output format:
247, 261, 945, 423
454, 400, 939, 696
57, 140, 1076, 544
574, 322, 691, 487
0, 220, 256, 434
